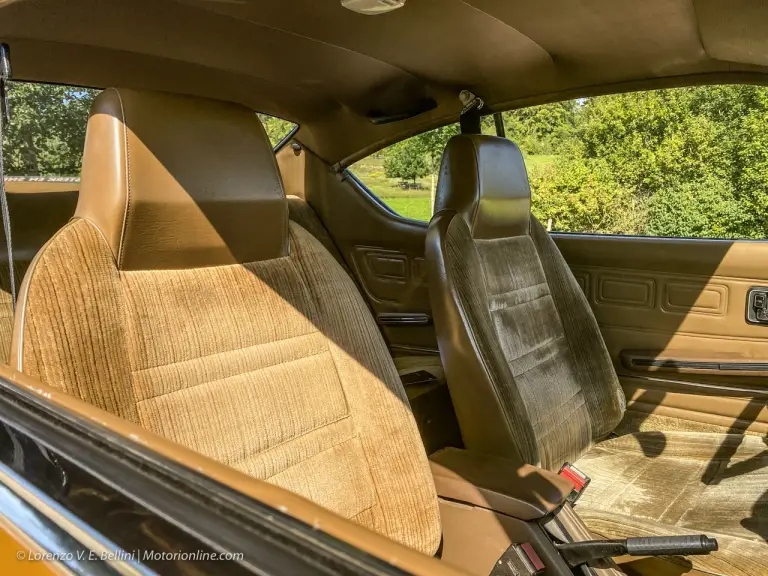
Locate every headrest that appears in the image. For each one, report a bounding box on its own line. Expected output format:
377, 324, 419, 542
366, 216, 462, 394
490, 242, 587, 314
77, 88, 288, 271
434, 135, 531, 239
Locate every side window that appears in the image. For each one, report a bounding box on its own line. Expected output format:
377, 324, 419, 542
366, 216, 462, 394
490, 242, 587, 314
353, 86, 768, 238
351, 119, 499, 221
3, 82, 97, 177
350, 124, 459, 222
257, 114, 297, 148
518, 86, 768, 239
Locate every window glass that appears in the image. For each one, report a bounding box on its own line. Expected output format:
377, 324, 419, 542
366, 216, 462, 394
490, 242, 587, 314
518, 86, 768, 239
353, 86, 768, 238
350, 119, 495, 222
3, 81, 97, 177
351, 127, 454, 222
257, 113, 297, 148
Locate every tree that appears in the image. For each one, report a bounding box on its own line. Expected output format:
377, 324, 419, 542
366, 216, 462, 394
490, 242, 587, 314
504, 101, 578, 155
530, 156, 645, 234
415, 123, 460, 195
527, 85, 768, 238
383, 123, 459, 207
383, 137, 429, 184
3, 82, 97, 176
645, 176, 756, 239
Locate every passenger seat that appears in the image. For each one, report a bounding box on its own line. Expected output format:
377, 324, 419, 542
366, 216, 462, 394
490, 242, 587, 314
11, 88, 442, 554
426, 134, 768, 575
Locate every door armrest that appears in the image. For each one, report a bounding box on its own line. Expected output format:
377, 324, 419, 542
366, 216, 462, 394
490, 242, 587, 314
429, 448, 572, 520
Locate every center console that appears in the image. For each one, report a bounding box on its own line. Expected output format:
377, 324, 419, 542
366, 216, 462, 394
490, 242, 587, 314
430, 448, 716, 576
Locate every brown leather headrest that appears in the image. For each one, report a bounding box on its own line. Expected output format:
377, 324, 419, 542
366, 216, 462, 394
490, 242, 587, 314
434, 135, 531, 239
77, 88, 288, 271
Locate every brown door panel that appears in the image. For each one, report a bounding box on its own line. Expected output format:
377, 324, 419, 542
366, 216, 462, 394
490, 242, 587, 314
567, 265, 768, 343
554, 233, 768, 430
622, 377, 768, 435
300, 148, 437, 352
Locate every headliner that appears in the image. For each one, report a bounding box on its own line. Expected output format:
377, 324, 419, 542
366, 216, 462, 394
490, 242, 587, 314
2, 0, 768, 166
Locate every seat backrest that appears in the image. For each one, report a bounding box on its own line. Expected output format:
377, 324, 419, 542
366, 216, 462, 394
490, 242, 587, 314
11, 88, 441, 554
426, 134, 625, 471
0, 186, 78, 362
286, 195, 351, 273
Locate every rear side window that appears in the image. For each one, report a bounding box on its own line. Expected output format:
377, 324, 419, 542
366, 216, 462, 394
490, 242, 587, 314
351, 124, 462, 222
257, 114, 297, 148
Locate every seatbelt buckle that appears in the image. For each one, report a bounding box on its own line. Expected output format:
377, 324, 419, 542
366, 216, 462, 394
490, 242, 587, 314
558, 462, 590, 504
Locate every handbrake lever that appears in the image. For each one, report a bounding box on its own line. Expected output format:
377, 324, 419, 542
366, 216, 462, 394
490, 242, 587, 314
555, 535, 718, 568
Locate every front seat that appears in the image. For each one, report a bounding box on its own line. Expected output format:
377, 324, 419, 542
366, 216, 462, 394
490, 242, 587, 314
426, 134, 767, 575
10, 88, 441, 555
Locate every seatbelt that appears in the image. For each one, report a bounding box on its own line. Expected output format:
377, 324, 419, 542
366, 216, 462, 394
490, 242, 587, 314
458, 90, 484, 134
0, 43, 16, 311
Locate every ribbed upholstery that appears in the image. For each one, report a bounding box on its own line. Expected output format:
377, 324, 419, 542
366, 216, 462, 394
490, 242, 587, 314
18, 217, 441, 554
0, 260, 28, 362
443, 214, 624, 469
575, 432, 768, 575
286, 195, 348, 271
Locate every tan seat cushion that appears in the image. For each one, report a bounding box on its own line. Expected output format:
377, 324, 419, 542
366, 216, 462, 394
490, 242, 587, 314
575, 432, 768, 575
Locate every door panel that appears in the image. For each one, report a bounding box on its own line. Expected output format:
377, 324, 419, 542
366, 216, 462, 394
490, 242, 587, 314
288, 146, 437, 353
554, 233, 768, 433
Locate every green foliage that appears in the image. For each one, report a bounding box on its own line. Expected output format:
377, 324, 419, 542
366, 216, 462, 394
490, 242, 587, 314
505, 101, 577, 155
3, 82, 97, 176
257, 114, 297, 147
383, 138, 430, 183
645, 176, 756, 239
383, 124, 459, 186
529, 85, 768, 238
530, 156, 645, 234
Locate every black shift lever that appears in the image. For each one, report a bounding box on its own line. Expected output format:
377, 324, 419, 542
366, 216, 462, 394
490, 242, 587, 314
556, 535, 718, 568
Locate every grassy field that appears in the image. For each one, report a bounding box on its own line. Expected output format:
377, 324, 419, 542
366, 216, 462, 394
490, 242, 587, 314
351, 154, 555, 222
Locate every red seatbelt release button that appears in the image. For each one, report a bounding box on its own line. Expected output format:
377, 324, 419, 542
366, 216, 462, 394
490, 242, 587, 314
558, 462, 591, 504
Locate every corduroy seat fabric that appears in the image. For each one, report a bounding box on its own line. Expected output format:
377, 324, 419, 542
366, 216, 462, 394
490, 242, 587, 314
426, 134, 767, 574
0, 190, 78, 362
11, 88, 441, 555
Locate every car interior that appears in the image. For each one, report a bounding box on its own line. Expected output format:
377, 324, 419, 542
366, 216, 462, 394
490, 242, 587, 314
0, 1, 767, 575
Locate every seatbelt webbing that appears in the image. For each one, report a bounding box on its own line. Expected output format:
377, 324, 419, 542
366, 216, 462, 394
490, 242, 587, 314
0, 43, 15, 311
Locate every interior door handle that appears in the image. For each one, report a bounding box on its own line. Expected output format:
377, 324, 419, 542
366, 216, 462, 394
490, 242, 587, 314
377, 313, 431, 326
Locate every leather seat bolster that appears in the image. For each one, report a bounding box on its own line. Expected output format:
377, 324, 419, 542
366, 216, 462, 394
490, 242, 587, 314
429, 447, 571, 520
